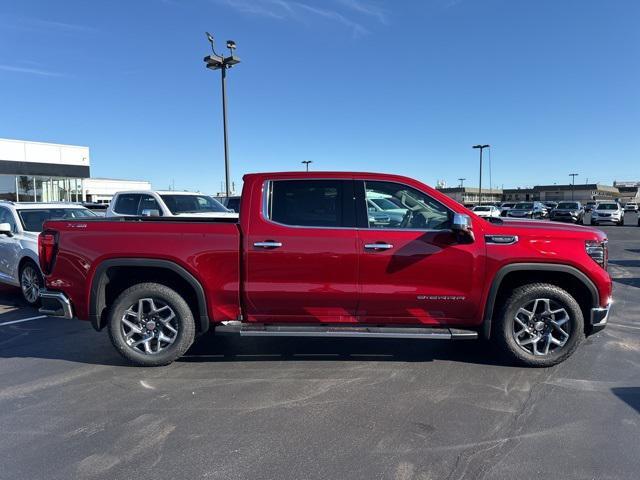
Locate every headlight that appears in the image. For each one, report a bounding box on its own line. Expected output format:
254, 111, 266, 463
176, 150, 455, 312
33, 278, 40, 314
586, 240, 608, 270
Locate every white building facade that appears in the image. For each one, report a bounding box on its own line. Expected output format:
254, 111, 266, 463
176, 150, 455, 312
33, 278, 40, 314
0, 138, 90, 202
0, 138, 149, 203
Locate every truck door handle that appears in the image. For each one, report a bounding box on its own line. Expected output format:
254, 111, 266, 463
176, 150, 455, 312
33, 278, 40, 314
253, 241, 283, 249
364, 243, 394, 251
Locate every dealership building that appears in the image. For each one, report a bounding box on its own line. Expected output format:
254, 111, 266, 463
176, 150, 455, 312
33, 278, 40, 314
0, 138, 150, 203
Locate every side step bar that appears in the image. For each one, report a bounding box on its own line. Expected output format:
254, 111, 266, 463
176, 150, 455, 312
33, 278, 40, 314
216, 323, 478, 340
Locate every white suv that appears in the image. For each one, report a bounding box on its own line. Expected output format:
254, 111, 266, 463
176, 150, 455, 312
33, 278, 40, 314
106, 191, 238, 219
0, 202, 96, 305
590, 201, 625, 226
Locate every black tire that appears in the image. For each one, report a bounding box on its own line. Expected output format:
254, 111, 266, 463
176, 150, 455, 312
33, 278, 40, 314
108, 282, 196, 367
617, 219, 624, 227
493, 283, 584, 367
591, 221, 597, 226
19, 260, 43, 306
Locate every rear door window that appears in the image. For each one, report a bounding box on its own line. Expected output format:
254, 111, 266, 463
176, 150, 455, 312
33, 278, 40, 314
114, 194, 142, 215
266, 180, 355, 228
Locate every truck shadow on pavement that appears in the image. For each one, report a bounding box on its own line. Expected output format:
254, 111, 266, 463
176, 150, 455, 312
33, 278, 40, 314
611, 387, 640, 414
612, 278, 640, 288
180, 333, 509, 367
609, 259, 640, 268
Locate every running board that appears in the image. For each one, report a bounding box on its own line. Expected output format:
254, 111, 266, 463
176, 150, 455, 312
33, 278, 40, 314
216, 323, 477, 340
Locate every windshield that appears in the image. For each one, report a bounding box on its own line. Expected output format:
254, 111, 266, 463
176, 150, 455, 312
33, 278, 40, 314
557, 202, 579, 209
17, 208, 96, 232
597, 203, 618, 210
501, 203, 515, 208
160, 194, 228, 214
515, 203, 534, 209
473, 206, 490, 211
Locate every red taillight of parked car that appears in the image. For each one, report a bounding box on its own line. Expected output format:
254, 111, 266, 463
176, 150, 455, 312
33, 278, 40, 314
38, 231, 58, 275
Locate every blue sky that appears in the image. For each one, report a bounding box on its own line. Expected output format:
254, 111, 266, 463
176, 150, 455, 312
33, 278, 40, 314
1, 0, 639, 193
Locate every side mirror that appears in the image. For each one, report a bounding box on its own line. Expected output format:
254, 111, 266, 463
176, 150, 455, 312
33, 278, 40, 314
0, 222, 13, 237
451, 213, 474, 241
141, 209, 160, 217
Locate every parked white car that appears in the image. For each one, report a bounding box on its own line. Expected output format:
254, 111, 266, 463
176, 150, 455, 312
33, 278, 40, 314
591, 201, 625, 226
0, 201, 96, 305
472, 205, 501, 219
623, 202, 638, 212
105, 191, 238, 219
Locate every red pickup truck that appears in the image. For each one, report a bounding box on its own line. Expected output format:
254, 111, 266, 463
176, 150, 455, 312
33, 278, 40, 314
38, 172, 612, 367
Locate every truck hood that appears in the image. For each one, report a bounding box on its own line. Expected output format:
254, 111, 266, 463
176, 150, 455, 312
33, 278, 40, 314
495, 218, 601, 235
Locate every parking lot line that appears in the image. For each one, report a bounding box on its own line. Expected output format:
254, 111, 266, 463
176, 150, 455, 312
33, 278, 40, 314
0, 315, 48, 327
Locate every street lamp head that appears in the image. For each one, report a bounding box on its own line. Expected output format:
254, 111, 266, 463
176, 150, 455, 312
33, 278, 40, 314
226, 40, 236, 50
205, 31, 218, 54
204, 55, 224, 70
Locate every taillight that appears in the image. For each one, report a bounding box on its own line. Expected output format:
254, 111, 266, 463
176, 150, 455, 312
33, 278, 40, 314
38, 231, 58, 275
585, 240, 608, 270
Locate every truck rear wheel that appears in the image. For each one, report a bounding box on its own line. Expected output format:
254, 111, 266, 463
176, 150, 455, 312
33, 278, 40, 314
493, 283, 584, 367
107, 282, 196, 366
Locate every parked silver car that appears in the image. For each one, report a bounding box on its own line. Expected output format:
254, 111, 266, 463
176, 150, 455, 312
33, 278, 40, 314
591, 201, 625, 226
506, 201, 547, 219
0, 201, 96, 304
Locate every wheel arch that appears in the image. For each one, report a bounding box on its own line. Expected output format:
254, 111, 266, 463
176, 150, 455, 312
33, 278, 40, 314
18, 253, 41, 279
89, 258, 210, 334
482, 263, 599, 339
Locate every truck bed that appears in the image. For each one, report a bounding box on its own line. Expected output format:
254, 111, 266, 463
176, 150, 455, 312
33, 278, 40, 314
43, 218, 241, 324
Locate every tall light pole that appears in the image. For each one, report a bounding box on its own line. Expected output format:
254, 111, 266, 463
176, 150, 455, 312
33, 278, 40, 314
204, 32, 241, 197
302, 160, 312, 172
472, 144, 490, 205
569, 173, 579, 200
458, 177, 466, 188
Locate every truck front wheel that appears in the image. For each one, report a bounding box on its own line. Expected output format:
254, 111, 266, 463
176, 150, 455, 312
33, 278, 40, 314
108, 282, 196, 366
493, 283, 584, 367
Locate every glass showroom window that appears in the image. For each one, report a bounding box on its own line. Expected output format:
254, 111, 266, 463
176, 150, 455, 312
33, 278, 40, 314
0, 175, 17, 201
17, 176, 36, 202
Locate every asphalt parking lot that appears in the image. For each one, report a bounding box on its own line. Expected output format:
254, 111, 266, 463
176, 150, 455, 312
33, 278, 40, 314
1, 215, 639, 480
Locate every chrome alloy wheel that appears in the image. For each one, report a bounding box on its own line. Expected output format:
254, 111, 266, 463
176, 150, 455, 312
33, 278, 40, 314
121, 298, 179, 355
513, 298, 570, 356
21, 264, 41, 304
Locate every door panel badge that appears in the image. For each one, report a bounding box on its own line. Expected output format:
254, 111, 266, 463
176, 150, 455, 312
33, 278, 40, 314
417, 295, 466, 301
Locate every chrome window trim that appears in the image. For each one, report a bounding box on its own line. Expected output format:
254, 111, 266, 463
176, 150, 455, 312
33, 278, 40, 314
261, 179, 460, 234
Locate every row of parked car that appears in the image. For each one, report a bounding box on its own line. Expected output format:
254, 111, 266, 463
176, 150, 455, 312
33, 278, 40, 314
470, 200, 637, 226
0, 190, 239, 305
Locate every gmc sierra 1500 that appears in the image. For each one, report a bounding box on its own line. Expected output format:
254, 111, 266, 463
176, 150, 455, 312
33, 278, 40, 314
37, 171, 611, 367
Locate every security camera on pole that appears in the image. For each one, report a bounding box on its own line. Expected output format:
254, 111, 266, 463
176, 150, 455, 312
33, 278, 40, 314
204, 32, 241, 197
